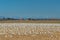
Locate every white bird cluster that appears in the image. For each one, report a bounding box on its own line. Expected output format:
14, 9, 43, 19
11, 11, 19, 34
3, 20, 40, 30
0, 23, 60, 35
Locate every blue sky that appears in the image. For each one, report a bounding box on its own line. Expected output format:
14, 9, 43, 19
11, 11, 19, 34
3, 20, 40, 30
0, 0, 60, 18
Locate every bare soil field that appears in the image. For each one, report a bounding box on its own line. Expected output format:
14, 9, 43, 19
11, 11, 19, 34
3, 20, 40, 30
0, 23, 60, 40
0, 34, 60, 40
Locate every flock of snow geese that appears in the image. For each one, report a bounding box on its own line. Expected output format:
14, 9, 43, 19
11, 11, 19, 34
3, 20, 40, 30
0, 23, 60, 37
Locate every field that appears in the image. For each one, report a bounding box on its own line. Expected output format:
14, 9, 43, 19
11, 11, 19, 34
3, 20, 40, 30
0, 20, 60, 23
0, 23, 60, 40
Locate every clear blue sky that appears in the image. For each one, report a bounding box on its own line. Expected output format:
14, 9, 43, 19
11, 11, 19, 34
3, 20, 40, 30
0, 0, 60, 18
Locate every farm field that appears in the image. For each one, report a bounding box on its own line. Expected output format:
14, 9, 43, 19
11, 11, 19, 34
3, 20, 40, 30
0, 23, 60, 40
0, 20, 60, 23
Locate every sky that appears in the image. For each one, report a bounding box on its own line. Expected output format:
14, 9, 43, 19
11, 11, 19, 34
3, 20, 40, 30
0, 0, 60, 18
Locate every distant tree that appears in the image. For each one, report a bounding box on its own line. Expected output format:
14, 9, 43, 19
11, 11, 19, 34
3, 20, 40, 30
27, 18, 32, 20
3, 17, 6, 20
6, 18, 15, 20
